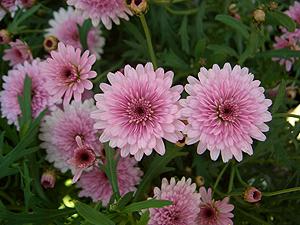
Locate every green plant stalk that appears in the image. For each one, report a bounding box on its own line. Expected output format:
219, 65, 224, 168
140, 14, 158, 69
165, 6, 199, 15
213, 163, 230, 193
263, 187, 300, 197
235, 167, 248, 187
273, 113, 300, 119
236, 208, 270, 225
227, 163, 235, 193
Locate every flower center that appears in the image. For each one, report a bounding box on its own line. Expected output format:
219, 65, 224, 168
61, 64, 79, 82
74, 148, 96, 168
217, 99, 239, 122
200, 204, 217, 221
127, 97, 153, 125
252, 190, 261, 200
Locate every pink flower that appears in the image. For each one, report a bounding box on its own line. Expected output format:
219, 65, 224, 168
41, 170, 56, 189
0, 60, 52, 127
3, 39, 32, 67
181, 63, 272, 162
149, 177, 201, 225
198, 187, 234, 225
92, 63, 185, 161
46, 7, 105, 59
17, 0, 35, 8
41, 42, 97, 106
77, 156, 143, 206
0, 0, 18, 20
39, 99, 102, 173
285, 1, 300, 24
273, 30, 300, 72
66, 0, 132, 29
244, 187, 262, 203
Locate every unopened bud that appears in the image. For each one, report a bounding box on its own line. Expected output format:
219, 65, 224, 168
41, 170, 56, 189
0, 29, 11, 45
253, 9, 265, 23
43, 35, 59, 52
228, 3, 238, 15
269, 1, 278, 10
127, 0, 148, 15
195, 176, 205, 186
244, 187, 262, 203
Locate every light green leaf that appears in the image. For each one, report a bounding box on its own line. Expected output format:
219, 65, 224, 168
123, 199, 172, 213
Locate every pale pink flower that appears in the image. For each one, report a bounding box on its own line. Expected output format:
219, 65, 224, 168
92, 63, 185, 161
41, 42, 97, 106
0, 60, 52, 127
46, 7, 105, 59
77, 156, 143, 206
0, 0, 18, 20
285, 1, 300, 24
181, 63, 272, 162
3, 39, 32, 66
273, 30, 300, 71
149, 177, 201, 225
244, 187, 262, 203
198, 187, 234, 225
66, 0, 132, 29
39, 99, 102, 173
41, 171, 56, 189
17, 0, 35, 8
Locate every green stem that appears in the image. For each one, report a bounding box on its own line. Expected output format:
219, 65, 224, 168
235, 167, 249, 187
213, 163, 230, 193
13, 29, 44, 35
263, 187, 300, 197
140, 14, 158, 69
273, 113, 300, 120
0, 190, 14, 205
227, 163, 235, 193
165, 6, 199, 15
128, 213, 136, 225
236, 208, 271, 225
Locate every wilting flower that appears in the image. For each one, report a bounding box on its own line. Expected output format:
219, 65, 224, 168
3, 39, 32, 66
77, 156, 143, 206
39, 99, 102, 173
198, 187, 234, 225
92, 63, 185, 161
41, 170, 56, 189
149, 177, 201, 225
127, 0, 148, 15
0, 60, 52, 127
41, 42, 97, 106
181, 63, 272, 162
0, 29, 11, 44
46, 7, 105, 59
244, 187, 262, 203
285, 1, 300, 24
273, 30, 300, 71
66, 0, 132, 29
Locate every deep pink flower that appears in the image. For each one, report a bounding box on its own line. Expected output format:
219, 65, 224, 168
285, 1, 300, 24
0, 60, 52, 127
66, 0, 132, 29
46, 7, 105, 59
41, 42, 97, 106
92, 63, 185, 161
3, 39, 32, 66
181, 63, 272, 162
39, 100, 102, 173
41, 171, 56, 189
77, 156, 143, 206
197, 187, 234, 225
244, 187, 262, 203
149, 177, 201, 225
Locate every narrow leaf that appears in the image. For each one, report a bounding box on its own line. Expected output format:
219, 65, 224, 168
267, 11, 296, 32
272, 80, 286, 114
123, 199, 172, 213
78, 19, 93, 51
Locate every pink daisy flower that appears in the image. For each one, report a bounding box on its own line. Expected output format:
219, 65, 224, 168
273, 30, 300, 71
180, 63, 272, 162
39, 99, 102, 173
149, 177, 201, 225
0, 0, 18, 20
66, 0, 132, 29
46, 7, 105, 59
0, 60, 52, 127
77, 156, 143, 206
91, 63, 185, 161
285, 1, 300, 24
3, 39, 33, 67
197, 187, 234, 225
41, 42, 97, 106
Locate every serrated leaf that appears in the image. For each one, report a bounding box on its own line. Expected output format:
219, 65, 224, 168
267, 11, 296, 32
123, 199, 172, 213
271, 80, 286, 114
179, 16, 189, 53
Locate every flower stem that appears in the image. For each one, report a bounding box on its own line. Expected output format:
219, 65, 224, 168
273, 113, 300, 120
213, 163, 230, 193
263, 187, 300, 197
237, 208, 271, 225
165, 7, 199, 15
235, 167, 249, 187
227, 163, 235, 193
140, 14, 158, 69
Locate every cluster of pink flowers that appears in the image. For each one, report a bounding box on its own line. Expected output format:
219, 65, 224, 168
0, 0, 35, 20
273, 2, 300, 71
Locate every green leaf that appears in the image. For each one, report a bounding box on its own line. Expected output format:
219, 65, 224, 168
207, 44, 238, 58
271, 80, 286, 114
137, 211, 150, 225
257, 49, 300, 58
267, 11, 296, 32
116, 192, 134, 210
0, 131, 5, 157
18, 75, 32, 134
75, 201, 115, 225
78, 19, 93, 51
194, 39, 206, 59
215, 14, 249, 39
123, 199, 172, 213
104, 143, 120, 199
178, 16, 189, 53
238, 29, 260, 65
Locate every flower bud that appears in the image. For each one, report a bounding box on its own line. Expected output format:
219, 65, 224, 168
269, 1, 278, 10
0, 29, 11, 45
43, 35, 59, 52
253, 9, 265, 23
195, 176, 205, 186
244, 187, 262, 203
41, 170, 56, 189
20, 0, 36, 8
127, 0, 148, 15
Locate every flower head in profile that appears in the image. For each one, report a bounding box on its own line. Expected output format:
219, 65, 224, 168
92, 63, 185, 161
0, 60, 52, 127
41, 170, 56, 189
198, 187, 234, 225
46, 7, 105, 59
244, 187, 262, 203
39, 99, 102, 173
3, 39, 32, 66
285, 1, 300, 24
181, 63, 272, 162
77, 156, 143, 206
41, 42, 97, 106
149, 177, 201, 225
66, 0, 132, 29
